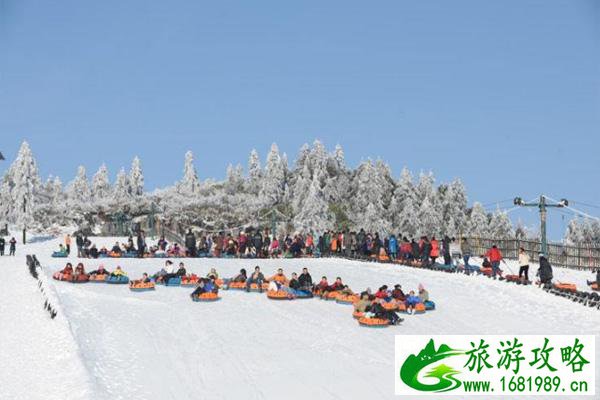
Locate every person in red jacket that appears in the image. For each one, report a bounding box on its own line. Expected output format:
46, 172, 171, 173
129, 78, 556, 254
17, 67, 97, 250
375, 285, 391, 301
430, 236, 440, 265
485, 245, 503, 278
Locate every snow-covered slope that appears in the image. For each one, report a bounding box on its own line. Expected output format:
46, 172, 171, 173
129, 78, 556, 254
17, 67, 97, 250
3, 237, 599, 400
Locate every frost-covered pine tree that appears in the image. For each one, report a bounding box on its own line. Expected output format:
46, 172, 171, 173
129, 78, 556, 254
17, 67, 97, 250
565, 219, 584, 245
442, 179, 468, 236
291, 163, 312, 214
66, 166, 92, 213
416, 171, 435, 203
351, 160, 391, 234
112, 168, 132, 207
247, 149, 262, 194
91, 164, 111, 205
225, 163, 245, 194
416, 194, 442, 237
293, 170, 332, 233
0, 176, 12, 225
260, 143, 285, 207
5, 141, 41, 236
488, 208, 513, 239
178, 151, 201, 195
389, 168, 418, 236
468, 202, 489, 238
129, 156, 144, 196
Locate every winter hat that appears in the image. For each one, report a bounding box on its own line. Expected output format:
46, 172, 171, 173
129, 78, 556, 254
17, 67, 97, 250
418, 283, 424, 291
394, 284, 401, 289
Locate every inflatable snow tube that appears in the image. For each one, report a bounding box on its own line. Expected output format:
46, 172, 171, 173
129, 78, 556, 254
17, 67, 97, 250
165, 277, 182, 287
51, 252, 68, 258
52, 272, 72, 282
382, 302, 398, 311
215, 279, 224, 287
191, 292, 221, 302
554, 283, 577, 293
481, 267, 493, 277
358, 317, 389, 328
352, 311, 365, 319
69, 274, 89, 283
88, 274, 108, 283
322, 291, 340, 301
335, 294, 359, 305
294, 290, 313, 299
249, 283, 269, 292
267, 290, 292, 300
414, 303, 426, 314
397, 303, 407, 313
129, 282, 155, 292
424, 300, 436, 310
504, 274, 520, 283
106, 275, 129, 284
226, 281, 247, 290
181, 276, 199, 287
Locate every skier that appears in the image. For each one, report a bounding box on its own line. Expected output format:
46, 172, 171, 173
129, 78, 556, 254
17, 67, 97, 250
518, 247, 530, 283
537, 254, 553, 286
485, 245, 503, 278
0, 236, 5, 256
9, 237, 16, 256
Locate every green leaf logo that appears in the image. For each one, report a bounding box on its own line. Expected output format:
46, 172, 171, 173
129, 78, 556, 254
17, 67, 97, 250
400, 339, 465, 392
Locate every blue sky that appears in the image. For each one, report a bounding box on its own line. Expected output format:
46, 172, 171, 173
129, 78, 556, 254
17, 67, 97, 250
0, 0, 598, 239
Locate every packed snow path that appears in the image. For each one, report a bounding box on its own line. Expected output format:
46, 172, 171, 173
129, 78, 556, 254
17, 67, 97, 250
3, 237, 599, 400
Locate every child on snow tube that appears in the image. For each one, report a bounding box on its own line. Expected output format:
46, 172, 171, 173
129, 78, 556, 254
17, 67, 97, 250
206, 268, 219, 280
52, 244, 68, 257
405, 290, 421, 314
353, 292, 372, 314
418, 284, 429, 303
88, 264, 111, 276
375, 285, 392, 302
190, 277, 218, 298
245, 266, 266, 292
391, 284, 406, 301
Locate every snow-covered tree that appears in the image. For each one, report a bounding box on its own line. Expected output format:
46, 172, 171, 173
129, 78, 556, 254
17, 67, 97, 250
112, 168, 132, 206
293, 170, 333, 233
247, 149, 262, 194
350, 160, 391, 234
260, 143, 285, 206
91, 164, 111, 204
4, 142, 41, 235
488, 208, 513, 239
178, 151, 200, 195
66, 166, 91, 208
441, 179, 468, 237
129, 156, 144, 196
416, 194, 442, 237
468, 202, 489, 238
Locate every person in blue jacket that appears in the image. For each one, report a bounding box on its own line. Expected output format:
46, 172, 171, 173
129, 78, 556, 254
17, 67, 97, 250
405, 290, 421, 314
388, 235, 398, 260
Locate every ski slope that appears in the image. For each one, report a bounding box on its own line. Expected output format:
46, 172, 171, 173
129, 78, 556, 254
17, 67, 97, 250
2, 237, 599, 400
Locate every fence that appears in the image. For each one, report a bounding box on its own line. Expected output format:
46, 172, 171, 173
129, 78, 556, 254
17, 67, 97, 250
465, 237, 600, 271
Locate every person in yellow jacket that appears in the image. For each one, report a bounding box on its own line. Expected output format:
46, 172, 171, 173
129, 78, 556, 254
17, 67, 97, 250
111, 266, 127, 277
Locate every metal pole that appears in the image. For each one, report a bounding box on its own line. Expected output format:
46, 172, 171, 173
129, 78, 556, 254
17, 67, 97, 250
539, 195, 547, 256
22, 198, 27, 244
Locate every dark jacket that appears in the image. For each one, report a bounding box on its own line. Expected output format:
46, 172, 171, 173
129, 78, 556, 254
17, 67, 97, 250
289, 278, 301, 290
185, 232, 196, 250
538, 257, 553, 283
298, 272, 313, 288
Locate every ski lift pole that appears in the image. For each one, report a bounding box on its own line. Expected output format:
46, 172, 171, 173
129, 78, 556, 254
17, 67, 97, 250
514, 195, 568, 256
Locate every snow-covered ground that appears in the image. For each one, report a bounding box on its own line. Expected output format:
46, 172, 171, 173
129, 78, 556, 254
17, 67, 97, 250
2, 236, 598, 400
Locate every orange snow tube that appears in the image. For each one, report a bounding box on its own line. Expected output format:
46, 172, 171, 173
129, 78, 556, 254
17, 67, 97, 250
267, 290, 291, 300
129, 281, 155, 292
481, 267, 493, 276
352, 311, 365, 319
227, 281, 247, 290
192, 292, 221, 302
335, 294, 359, 305
52, 272, 72, 281
554, 283, 577, 293
358, 317, 389, 328
504, 274, 520, 283
89, 274, 108, 283
414, 303, 426, 314
215, 279, 224, 287
249, 283, 269, 292
397, 303, 407, 313
181, 276, 199, 287
323, 291, 340, 301
382, 302, 398, 311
